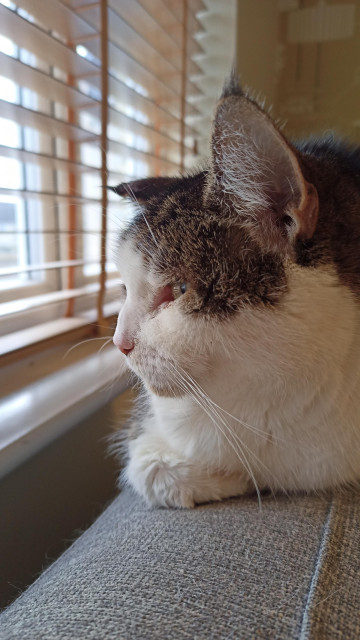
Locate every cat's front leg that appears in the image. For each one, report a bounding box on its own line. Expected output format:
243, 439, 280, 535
123, 434, 250, 508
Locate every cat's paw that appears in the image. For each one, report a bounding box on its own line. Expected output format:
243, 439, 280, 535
125, 441, 197, 508
123, 435, 250, 508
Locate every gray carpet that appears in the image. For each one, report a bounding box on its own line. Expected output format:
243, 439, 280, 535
1, 488, 359, 639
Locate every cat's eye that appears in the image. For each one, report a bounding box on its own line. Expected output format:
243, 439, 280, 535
172, 283, 187, 299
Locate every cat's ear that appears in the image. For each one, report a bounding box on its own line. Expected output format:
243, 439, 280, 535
209, 74, 318, 253
110, 177, 177, 203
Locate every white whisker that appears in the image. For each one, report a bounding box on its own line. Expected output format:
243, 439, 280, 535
98, 337, 113, 354
176, 364, 312, 455
62, 336, 113, 360
165, 360, 263, 507
174, 365, 292, 495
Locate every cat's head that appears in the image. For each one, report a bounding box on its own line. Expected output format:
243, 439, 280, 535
111, 75, 320, 396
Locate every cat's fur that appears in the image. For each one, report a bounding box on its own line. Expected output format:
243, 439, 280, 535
111, 76, 360, 508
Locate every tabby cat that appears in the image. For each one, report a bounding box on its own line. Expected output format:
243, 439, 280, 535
111, 75, 360, 508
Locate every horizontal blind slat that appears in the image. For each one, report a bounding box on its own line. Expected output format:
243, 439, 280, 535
108, 0, 182, 65
0, 3, 100, 80
106, 139, 180, 173
0, 55, 194, 160
1, 119, 180, 177
137, 0, 204, 56
65, 0, 202, 83
0, 99, 99, 142
107, 7, 185, 82
0, 306, 120, 361
0, 187, 101, 204
0, 317, 92, 358
107, 106, 191, 158
136, 0, 182, 44
107, 41, 196, 105
108, 74, 200, 123
0, 259, 100, 277
16, 0, 99, 43
0, 229, 121, 235
0, 144, 101, 174
0, 52, 99, 112
52, 1, 202, 104
0, 279, 120, 318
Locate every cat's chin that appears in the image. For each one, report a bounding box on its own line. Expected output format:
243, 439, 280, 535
127, 348, 193, 398
126, 358, 186, 397
144, 381, 186, 399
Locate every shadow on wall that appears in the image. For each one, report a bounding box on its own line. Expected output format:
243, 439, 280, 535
0, 389, 134, 609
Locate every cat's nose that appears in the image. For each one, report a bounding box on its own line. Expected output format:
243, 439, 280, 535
113, 334, 135, 356
120, 344, 134, 356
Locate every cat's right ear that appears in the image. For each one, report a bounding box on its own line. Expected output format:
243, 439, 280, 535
208, 73, 319, 255
109, 177, 178, 203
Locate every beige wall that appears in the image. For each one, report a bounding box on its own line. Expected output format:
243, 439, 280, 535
236, 0, 279, 104
277, 1, 360, 141
236, 0, 360, 143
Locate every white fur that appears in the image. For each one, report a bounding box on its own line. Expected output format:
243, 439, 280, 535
114, 240, 360, 508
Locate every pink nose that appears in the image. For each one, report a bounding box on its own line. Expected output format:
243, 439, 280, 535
120, 344, 134, 356
113, 335, 135, 356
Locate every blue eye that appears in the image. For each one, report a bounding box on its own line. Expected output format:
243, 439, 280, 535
172, 282, 187, 299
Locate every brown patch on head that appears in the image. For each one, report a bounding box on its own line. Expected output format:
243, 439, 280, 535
121, 174, 287, 317
114, 76, 360, 305
293, 138, 360, 297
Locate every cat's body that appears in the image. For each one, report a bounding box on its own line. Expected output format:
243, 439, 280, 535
111, 77, 360, 508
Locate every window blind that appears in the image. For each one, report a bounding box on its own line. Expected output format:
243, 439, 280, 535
0, 0, 204, 363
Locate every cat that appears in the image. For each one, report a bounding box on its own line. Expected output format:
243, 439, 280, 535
110, 74, 360, 508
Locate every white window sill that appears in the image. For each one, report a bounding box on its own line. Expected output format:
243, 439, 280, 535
0, 346, 129, 480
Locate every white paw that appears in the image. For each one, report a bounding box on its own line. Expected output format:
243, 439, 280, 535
123, 435, 250, 508
125, 444, 196, 508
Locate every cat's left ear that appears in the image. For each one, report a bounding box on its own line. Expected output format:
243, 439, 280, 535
209, 75, 318, 254
110, 177, 178, 203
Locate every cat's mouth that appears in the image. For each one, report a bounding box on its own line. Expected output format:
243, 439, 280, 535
126, 347, 187, 398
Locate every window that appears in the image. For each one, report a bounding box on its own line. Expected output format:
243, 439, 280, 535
0, 0, 216, 362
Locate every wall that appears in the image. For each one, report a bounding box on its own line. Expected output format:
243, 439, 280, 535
236, 0, 279, 104
0, 390, 134, 609
236, 0, 360, 142
276, 0, 360, 141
